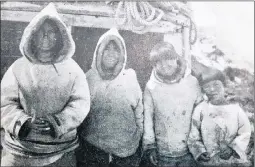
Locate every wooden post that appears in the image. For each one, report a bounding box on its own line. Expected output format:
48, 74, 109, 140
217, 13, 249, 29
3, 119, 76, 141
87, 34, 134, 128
182, 1, 193, 76
182, 25, 191, 76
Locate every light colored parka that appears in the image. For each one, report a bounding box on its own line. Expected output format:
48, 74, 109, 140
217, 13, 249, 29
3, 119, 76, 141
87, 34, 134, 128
80, 28, 143, 158
188, 101, 251, 166
143, 58, 203, 157
1, 3, 90, 165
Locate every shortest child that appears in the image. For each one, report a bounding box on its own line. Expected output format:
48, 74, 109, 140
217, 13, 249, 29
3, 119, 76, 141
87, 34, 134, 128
188, 69, 251, 167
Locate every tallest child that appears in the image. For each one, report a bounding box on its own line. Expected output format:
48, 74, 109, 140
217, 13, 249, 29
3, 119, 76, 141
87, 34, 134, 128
1, 3, 91, 166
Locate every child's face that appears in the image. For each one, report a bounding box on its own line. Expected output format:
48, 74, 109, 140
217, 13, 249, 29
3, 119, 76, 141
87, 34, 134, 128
155, 59, 178, 77
102, 41, 120, 70
202, 80, 225, 101
35, 21, 58, 52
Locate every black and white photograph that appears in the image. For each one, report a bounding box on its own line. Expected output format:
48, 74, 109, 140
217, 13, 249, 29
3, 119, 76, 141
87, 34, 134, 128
0, 1, 254, 167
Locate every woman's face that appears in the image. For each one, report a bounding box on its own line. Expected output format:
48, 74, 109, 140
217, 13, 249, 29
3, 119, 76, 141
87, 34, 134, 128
155, 59, 178, 77
102, 41, 120, 70
35, 21, 58, 52
203, 80, 225, 101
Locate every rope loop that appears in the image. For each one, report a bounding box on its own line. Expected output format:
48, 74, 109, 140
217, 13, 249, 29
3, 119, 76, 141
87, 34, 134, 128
113, 1, 197, 45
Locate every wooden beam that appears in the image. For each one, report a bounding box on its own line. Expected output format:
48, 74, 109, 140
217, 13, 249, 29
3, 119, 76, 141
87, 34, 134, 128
1, 2, 118, 17
182, 26, 191, 75
1, 2, 189, 27
1, 10, 182, 34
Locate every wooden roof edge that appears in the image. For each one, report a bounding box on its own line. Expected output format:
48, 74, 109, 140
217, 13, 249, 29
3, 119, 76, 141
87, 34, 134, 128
1, 2, 115, 17
1, 2, 190, 34
1, 10, 184, 34
1, 1, 190, 25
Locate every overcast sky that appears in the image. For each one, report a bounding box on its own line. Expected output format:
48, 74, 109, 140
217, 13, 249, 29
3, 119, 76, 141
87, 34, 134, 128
190, 2, 254, 71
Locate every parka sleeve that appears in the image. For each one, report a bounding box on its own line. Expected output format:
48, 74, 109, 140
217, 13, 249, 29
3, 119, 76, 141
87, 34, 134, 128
187, 103, 207, 160
1, 64, 32, 138
47, 70, 91, 138
131, 70, 144, 135
229, 106, 251, 159
194, 78, 203, 105
133, 90, 143, 135
142, 85, 156, 151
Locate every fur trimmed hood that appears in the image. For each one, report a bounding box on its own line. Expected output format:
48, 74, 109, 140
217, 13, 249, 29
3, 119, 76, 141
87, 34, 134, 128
91, 28, 127, 80
19, 3, 75, 64
148, 55, 190, 89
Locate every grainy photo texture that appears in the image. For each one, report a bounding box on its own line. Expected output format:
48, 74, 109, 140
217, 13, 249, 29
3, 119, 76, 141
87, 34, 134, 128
1, 1, 254, 167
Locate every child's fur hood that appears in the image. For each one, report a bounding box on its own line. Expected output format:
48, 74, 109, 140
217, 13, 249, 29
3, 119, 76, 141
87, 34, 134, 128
148, 55, 190, 89
19, 3, 75, 64
91, 28, 127, 80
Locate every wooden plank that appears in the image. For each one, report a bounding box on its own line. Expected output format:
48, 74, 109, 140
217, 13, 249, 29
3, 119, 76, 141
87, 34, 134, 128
0, 2, 42, 10
1, 2, 116, 17
163, 13, 189, 27
55, 2, 116, 17
1, 2, 189, 26
182, 26, 191, 74
1, 10, 182, 34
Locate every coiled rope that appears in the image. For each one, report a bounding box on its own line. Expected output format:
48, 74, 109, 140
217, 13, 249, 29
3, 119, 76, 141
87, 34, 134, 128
114, 2, 164, 34
113, 1, 197, 45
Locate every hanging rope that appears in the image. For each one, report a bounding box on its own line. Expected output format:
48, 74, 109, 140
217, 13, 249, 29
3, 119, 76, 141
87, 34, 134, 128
189, 18, 197, 45
114, 2, 164, 34
173, 2, 197, 45
179, 12, 197, 46
113, 1, 197, 44
154, 1, 197, 45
